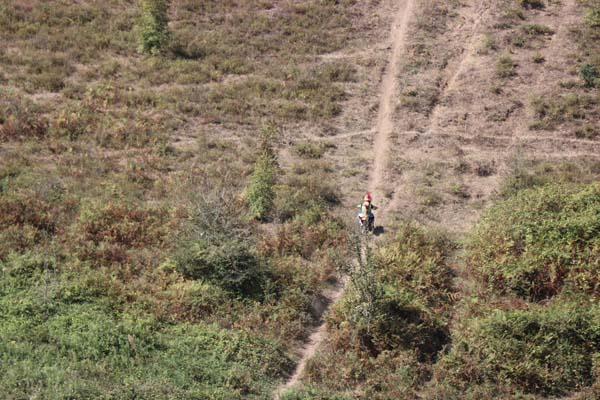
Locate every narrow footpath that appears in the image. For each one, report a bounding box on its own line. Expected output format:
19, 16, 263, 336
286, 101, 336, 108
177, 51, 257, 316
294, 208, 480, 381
273, 1, 415, 397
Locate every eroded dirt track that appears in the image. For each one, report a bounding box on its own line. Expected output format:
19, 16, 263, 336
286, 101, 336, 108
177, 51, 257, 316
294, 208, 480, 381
273, 1, 415, 397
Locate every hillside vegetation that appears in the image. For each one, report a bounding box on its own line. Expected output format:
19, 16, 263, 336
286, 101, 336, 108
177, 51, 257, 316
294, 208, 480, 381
1, 0, 599, 399
0, 0, 376, 397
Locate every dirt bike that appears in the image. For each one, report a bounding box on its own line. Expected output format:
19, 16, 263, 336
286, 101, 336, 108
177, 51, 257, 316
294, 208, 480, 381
358, 214, 375, 234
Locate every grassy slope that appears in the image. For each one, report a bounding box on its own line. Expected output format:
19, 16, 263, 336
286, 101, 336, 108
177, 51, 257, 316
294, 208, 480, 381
1, 0, 600, 399
290, 0, 600, 398
0, 0, 386, 398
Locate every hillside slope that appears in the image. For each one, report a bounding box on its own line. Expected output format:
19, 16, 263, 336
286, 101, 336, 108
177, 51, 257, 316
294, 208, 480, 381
0, 0, 599, 399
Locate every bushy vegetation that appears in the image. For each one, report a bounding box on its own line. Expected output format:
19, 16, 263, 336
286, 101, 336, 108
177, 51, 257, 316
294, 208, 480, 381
467, 182, 600, 300
333, 226, 454, 360
0, 251, 293, 398
434, 300, 600, 397
0, 0, 372, 394
497, 55, 518, 78
138, 0, 170, 55
247, 133, 278, 221
575, 1, 600, 89
299, 225, 455, 397
500, 159, 600, 197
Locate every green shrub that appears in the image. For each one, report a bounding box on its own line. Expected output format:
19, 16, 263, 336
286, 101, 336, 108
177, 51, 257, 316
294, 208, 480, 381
521, 24, 554, 36
575, 124, 599, 139
0, 251, 55, 290
247, 130, 278, 220
436, 301, 600, 396
294, 141, 334, 159
581, 63, 599, 88
376, 224, 455, 311
332, 230, 452, 360
467, 183, 600, 300
50, 103, 96, 140
247, 151, 277, 220
281, 386, 353, 400
174, 238, 268, 297
166, 280, 230, 321
0, 299, 292, 399
500, 159, 600, 197
138, 0, 170, 55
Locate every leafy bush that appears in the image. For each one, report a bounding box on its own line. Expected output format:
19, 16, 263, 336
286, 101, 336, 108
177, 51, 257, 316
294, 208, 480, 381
0, 299, 292, 399
247, 132, 278, 220
331, 228, 453, 360
294, 141, 333, 159
586, 7, 600, 28
50, 103, 96, 140
166, 280, 230, 322
521, 24, 554, 36
436, 300, 600, 396
581, 63, 600, 88
500, 159, 600, 197
247, 151, 277, 220
138, 0, 170, 55
174, 238, 268, 297
281, 387, 353, 400
467, 183, 600, 300
376, 224, 455, 311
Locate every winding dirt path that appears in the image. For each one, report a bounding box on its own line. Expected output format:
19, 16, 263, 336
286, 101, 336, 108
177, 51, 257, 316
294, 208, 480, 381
274, 1, 414, 398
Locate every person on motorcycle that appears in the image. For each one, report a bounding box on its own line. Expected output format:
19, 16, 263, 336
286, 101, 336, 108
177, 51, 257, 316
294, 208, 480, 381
357, 192, 377, 230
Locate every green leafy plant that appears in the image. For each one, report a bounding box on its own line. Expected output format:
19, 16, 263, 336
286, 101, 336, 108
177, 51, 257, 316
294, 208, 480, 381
467, 182, 600, 300
436, 300, 600, 396
581, 63, 599, 88
138, 0, 170, 55
247, 127, 279, 221
174, 237, 268, 297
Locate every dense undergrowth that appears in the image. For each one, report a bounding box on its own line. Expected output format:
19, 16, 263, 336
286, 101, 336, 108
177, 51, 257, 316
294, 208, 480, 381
291, 225, 456, 399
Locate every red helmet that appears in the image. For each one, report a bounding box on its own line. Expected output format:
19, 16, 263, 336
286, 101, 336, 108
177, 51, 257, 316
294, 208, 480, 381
364, 192, 373, 202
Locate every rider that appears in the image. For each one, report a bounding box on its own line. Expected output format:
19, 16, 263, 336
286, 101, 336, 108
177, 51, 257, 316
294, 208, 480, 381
357, 192, 377, 228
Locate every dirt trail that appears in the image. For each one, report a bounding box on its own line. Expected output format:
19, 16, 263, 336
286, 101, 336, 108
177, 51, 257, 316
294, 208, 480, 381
273, 1, 414, 398
370, 0, 414, 202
